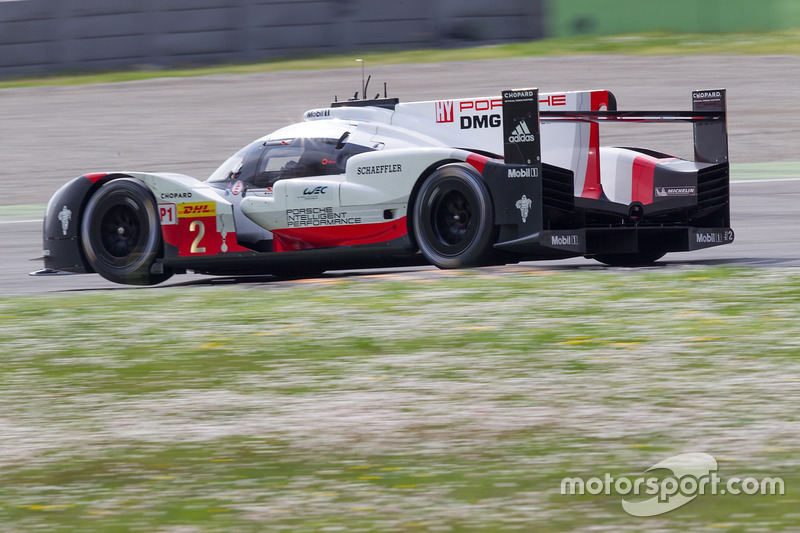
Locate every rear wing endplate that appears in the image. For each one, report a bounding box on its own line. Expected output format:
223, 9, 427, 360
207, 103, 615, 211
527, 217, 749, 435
501, 88, 543, 173
692, 90, 728, 164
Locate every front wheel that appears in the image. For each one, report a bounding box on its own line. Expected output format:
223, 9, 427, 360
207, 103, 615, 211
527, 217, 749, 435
81, 178, 172, 285
412, 164, 498, 269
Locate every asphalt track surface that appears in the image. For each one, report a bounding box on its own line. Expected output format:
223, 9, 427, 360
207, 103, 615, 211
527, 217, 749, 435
2, 56, 799, 295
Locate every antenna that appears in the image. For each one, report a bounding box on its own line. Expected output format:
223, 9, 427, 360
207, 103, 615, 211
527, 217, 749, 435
356, 59, 365, 99
330, 62, 398, 108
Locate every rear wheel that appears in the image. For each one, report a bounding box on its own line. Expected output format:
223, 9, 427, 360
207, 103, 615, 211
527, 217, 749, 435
81, 178, 172, 285
412, 164, 498, 268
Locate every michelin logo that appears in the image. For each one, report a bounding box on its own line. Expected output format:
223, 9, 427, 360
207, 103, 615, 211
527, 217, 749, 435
508, 121, 536, 143
58, 205, 72, 236
515, 195, 533, 223
656, 187, 696, 197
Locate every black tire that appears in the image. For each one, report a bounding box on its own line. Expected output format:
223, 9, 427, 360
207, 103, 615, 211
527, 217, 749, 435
593, 249, 666, 267
81, 178, 172, 285
412, 164, 498, 268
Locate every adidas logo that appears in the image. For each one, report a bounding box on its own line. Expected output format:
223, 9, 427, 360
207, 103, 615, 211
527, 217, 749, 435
508, 121, 536, 143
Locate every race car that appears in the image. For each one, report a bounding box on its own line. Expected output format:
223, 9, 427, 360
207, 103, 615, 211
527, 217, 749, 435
35, 86, 733, 285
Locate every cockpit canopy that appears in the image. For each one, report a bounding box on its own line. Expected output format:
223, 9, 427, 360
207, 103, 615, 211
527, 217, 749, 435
207, 136, 373, 188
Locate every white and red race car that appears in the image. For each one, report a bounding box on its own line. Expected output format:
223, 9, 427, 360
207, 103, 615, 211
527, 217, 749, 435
36, 87, 733, 285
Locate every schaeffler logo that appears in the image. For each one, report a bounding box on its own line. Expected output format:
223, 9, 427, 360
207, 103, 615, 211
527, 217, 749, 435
561, 453, 785, 517
508, 121, 535, 143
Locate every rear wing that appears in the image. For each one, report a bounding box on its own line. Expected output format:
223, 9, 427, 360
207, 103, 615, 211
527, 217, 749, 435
534, 89, 728, 160
501, 88, 728, 197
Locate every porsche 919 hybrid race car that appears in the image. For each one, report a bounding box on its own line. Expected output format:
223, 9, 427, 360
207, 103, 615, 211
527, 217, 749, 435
35, 86, 733, 285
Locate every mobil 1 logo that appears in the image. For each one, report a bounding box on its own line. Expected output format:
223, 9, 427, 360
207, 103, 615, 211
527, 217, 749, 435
502, 89, 542, 167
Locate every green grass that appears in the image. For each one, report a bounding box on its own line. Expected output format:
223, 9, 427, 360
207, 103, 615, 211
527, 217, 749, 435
1, 266, 800, 531
3, 30, 800, 89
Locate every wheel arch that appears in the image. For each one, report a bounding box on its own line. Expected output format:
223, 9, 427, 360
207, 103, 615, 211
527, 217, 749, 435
405, 159, 472, 250
77, 174, 143, 273
408, 161, 499, 268
43, 172, 136, 274
79, 175, 171, 285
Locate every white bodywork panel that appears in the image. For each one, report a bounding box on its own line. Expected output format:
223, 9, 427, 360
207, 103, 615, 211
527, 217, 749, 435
240, 148, 469, 231
238, 90, 610, 233
302, 90, 609, 196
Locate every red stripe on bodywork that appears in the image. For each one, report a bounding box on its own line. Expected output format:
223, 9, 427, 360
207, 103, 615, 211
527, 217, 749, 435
582, 124, 602, 199
84, 173, 108, 183
162, 224, 179, 247
580, 91, 609, 199
162, 216, 251, 255
271, 217, 408, 252
466, 153, 490, 174
631, 155, 658, 204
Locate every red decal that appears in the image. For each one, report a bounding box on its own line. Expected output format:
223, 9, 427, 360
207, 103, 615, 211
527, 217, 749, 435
459, 99, 502, 113
158, 203, 177, 225
466, 153, 490, 174
176, 215, 250, 256
230, 180, 244, 195
580, 91, 610, 199
540, 94, 567, 107
435, 101, 454, 123
631, 155, 658, 204
161, 224, 179, 248
271, 217, 408, 252
84, 173, 108, 183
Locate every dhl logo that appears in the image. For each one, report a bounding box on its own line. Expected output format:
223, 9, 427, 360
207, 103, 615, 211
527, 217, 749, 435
177, 202, 216, 218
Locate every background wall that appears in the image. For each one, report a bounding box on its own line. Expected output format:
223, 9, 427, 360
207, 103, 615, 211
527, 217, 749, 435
0, 0, 544, 78
548, 0, 800, 37
3, 0, 800, 80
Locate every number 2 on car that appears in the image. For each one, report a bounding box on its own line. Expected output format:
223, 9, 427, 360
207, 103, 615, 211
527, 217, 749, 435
177, 202, 217, 255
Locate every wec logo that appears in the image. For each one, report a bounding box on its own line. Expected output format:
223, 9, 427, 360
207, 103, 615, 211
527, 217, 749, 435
303, 186, 328, 195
